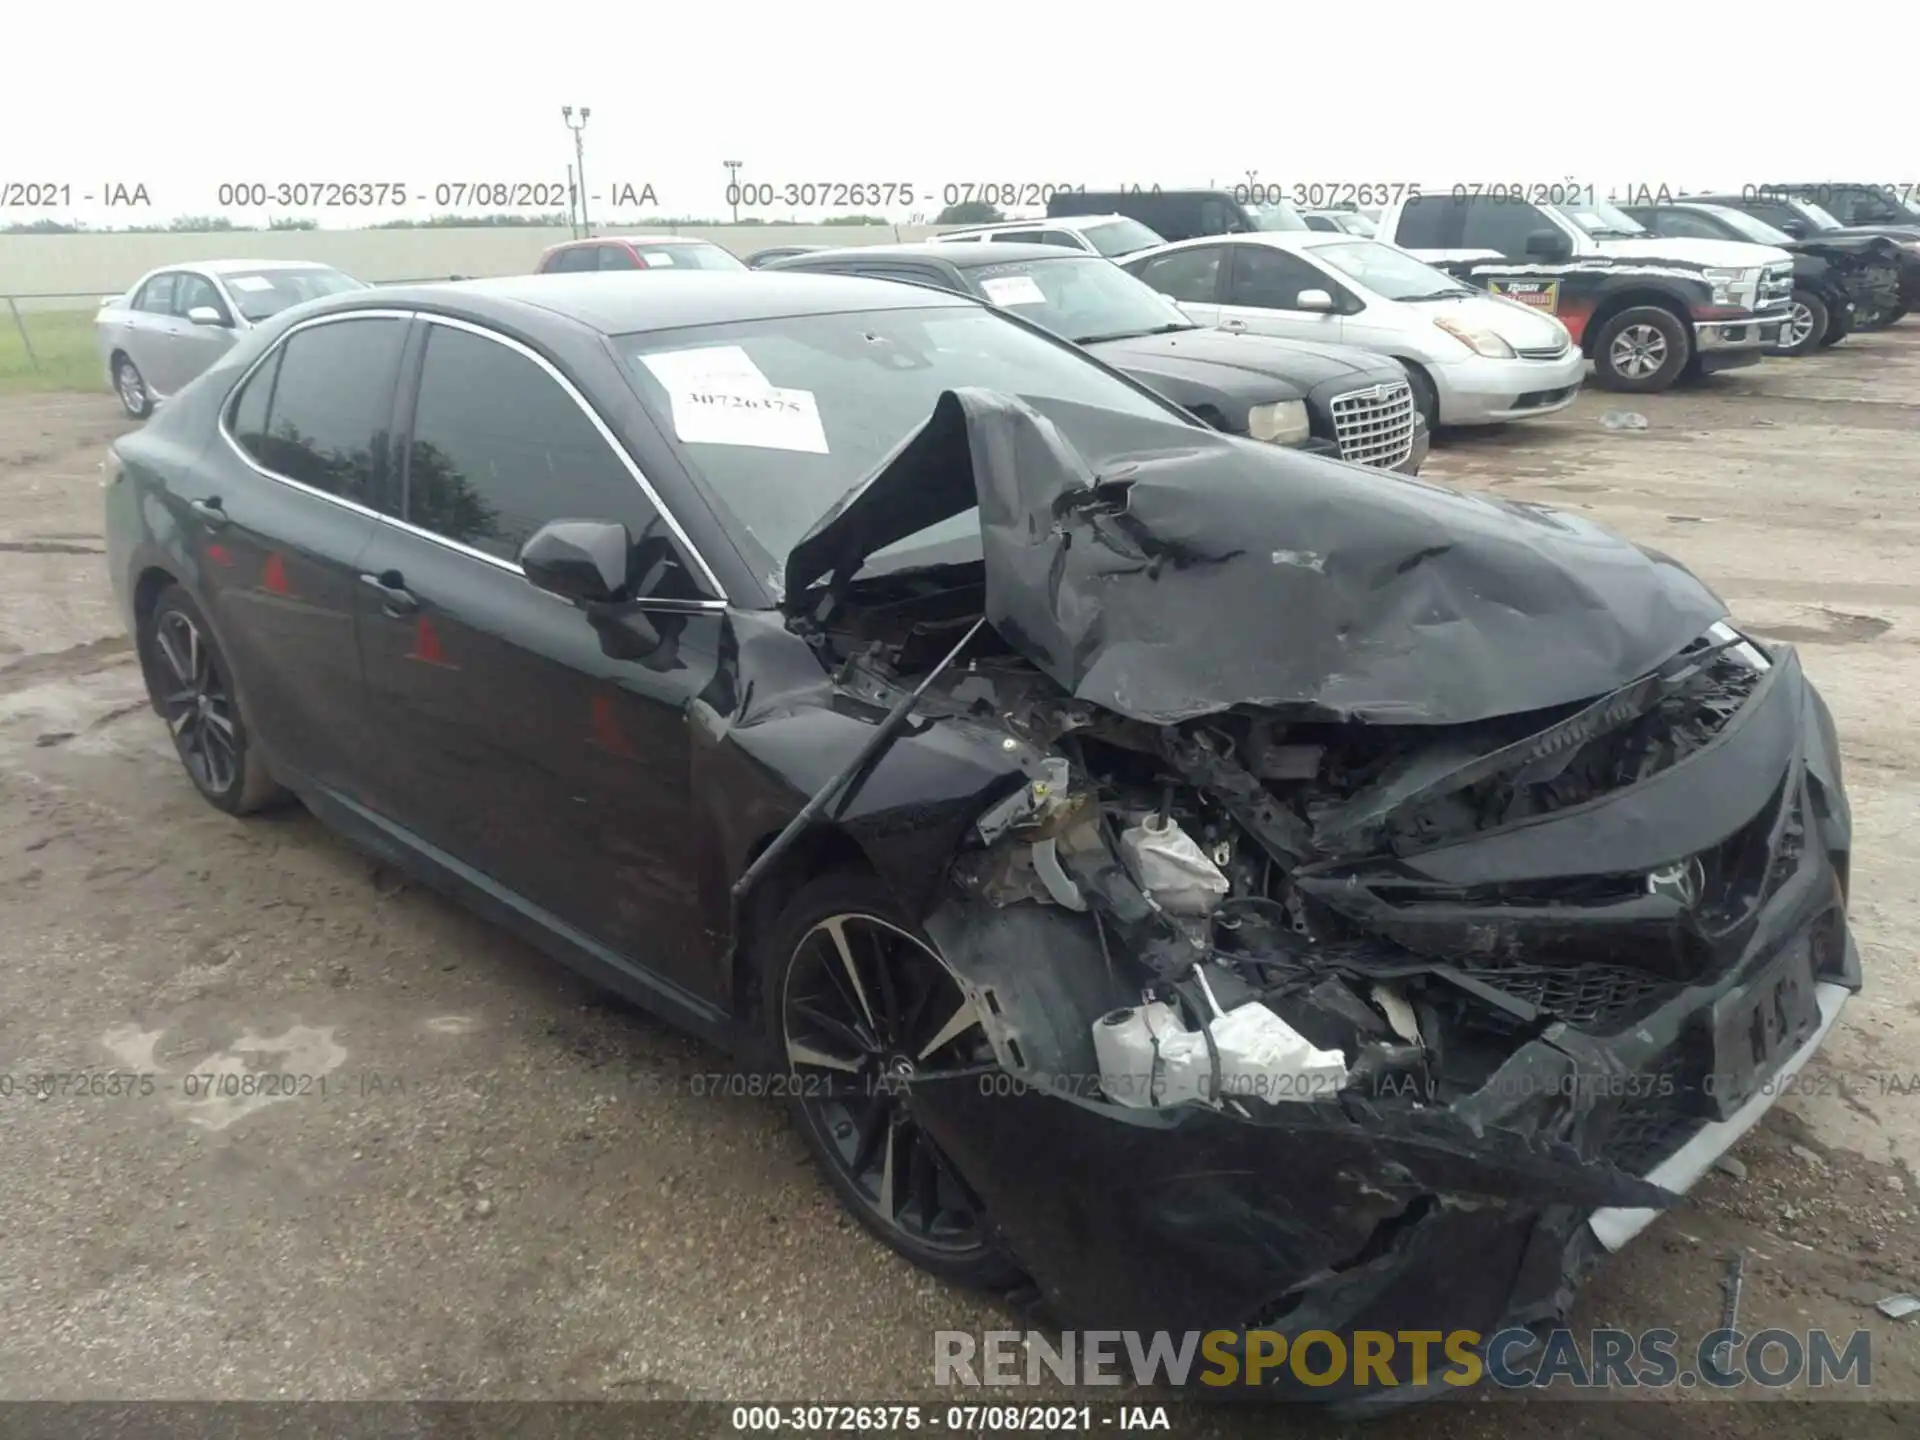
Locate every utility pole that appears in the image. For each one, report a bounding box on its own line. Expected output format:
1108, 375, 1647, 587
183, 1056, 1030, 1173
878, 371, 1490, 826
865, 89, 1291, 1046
724, 160, 743, 222
566, 163, 579, 239
562, 106, 592, 237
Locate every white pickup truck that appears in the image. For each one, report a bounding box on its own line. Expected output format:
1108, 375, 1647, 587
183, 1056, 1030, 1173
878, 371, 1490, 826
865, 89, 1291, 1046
1375, 191, 1795, 392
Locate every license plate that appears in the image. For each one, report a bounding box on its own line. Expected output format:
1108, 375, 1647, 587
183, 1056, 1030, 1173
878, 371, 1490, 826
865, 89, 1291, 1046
1708, 936, 1821, 1119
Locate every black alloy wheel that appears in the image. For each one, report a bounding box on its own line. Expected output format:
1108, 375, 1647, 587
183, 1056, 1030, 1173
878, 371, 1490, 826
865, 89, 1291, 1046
140, 586, 283, 814
769, 874, 1021, 1287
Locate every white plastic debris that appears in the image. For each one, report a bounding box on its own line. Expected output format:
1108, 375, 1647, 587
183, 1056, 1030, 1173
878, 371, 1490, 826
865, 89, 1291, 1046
1093, 1001, 1214, 1109
1119, 814, 1230, 915
1092, 998, 1349, 1110
1600, 410, 1649, 430
1876, 1294, 1920, 1320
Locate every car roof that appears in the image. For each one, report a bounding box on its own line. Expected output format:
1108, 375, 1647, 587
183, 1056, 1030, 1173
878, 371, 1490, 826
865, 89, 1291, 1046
163, 259, 339, 275
1139, 230, 1351, 255
542, 235, 726, 253
324, 271, 976, 334
787, 241, 1099, 269
939, 214, 1130, 235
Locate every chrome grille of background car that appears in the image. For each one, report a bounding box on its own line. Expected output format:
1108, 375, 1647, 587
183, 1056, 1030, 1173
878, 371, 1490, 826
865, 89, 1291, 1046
1759, 263, 1795, 313
1516, 342, 1571, 360
1331, 382, 1416, 468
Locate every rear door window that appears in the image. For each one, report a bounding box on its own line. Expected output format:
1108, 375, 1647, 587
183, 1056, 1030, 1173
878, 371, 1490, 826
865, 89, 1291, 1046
1459, 200, 1553, 258
229, 317, 408, 509
134, 273, 180, 314
1131, 247, 1225, 304
1392, 196, 1463, 248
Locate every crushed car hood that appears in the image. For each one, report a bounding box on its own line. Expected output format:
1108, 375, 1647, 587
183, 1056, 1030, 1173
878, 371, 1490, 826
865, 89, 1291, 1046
784, 389, 1729, 725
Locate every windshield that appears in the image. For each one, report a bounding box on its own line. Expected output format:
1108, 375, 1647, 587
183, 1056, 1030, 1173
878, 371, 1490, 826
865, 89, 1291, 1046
1548, 199, 1647, 239
963, 255, 1193, 344
1083, 217, 1166, 257
221, 268, 366, 322
616, 306, 1191, 584
1704, 206, 1794, 247
1252, 202, 1312, 232
1309, 240, 1471, 301
634, 244, 748, 271
1787, 198, 1843, 231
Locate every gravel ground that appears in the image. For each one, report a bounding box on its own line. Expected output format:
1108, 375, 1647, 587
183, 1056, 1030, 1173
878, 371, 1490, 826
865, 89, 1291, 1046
1, 334, 1917, 1438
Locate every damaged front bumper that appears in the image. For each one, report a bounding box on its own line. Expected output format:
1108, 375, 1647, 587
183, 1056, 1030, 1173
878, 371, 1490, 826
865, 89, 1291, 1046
905, 630, 1857, 1400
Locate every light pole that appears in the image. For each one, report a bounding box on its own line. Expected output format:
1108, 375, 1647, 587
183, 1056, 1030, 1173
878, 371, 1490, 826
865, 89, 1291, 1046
724, 160, 743, 222
562, 106, 592, 237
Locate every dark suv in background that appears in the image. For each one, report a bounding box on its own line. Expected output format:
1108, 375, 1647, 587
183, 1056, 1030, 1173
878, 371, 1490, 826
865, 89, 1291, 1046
1048, 189, 1312, 242
1685, 192, 1920, 326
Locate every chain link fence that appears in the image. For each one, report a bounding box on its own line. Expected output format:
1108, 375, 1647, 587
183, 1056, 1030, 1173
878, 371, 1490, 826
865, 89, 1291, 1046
0, 278, 473, 392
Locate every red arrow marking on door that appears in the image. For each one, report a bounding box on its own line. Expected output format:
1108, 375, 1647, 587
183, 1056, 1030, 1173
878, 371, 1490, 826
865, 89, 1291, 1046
405, 614, 457, 668
260, 552, 290, 594
588, 691, 637, 757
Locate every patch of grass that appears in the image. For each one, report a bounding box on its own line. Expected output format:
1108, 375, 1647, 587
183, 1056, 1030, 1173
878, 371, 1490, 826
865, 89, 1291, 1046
0, 307, 108, 393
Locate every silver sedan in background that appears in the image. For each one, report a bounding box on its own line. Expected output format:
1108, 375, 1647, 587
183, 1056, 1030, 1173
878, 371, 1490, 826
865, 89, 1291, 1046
96, 260, 368, 418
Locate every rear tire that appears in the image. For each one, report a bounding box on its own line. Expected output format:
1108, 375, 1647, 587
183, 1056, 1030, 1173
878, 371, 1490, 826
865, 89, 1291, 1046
1591, 306, 1691, 392
758, 870, 1023, 1290
138, 585, 286, 815
1819, 305, 1853, 347
113, 355, 153, 419
1767, 289, 1828, 357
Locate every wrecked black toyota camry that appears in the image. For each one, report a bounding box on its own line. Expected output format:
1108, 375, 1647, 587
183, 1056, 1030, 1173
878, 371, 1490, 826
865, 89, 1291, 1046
107, 273, 1857, 1404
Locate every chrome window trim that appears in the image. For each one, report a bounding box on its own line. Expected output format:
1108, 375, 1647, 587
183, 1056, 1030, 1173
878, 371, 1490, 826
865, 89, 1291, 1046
215, 306, 731, 610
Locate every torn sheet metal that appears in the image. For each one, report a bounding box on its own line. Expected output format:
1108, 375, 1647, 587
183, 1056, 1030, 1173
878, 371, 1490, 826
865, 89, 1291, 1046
785, 389, 1728, 725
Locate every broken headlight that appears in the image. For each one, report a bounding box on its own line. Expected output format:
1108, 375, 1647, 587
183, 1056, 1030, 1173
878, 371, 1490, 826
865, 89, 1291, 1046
1247, 399, 1311, 446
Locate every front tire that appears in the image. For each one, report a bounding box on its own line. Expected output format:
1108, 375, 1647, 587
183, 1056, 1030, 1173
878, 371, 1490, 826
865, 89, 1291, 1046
1767, 289, 1828, 357
1819, 305, 1852, 347
113, 355, 153, 419
139, 585, 284, 815
1591, 306, 1691, 392
1399, 361, 1440, 430
760, 871, 1022, 1289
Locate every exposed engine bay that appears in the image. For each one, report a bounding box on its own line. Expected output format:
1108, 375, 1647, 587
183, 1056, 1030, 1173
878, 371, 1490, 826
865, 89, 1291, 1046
819, 565, 1779, 1123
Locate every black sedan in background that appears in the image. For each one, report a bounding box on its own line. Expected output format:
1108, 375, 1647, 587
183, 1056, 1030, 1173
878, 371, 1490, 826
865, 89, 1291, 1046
104, 272, 1858, 1401
1621, 200, 1904, 353
764, 242, 1427, 473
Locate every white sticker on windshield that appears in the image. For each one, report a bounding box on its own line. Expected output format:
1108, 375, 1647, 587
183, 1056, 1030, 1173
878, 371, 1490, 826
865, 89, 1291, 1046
670, 386, 829, 453
640, 345, 771, 392
979, 275, 1047, 307
640, 251, 675, 266
228, 276, 278, 292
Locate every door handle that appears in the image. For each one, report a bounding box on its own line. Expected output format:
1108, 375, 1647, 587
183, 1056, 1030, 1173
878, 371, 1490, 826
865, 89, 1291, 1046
360, 570, 419, 616
189, 497, 229, 529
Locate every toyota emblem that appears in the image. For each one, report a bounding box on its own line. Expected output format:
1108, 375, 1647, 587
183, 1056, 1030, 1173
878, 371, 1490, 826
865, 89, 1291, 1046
1646, 856, 1707, 906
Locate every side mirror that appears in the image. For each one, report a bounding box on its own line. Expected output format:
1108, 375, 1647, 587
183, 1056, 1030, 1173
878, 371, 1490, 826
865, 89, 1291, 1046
1779, 219, 1809, 239
1524, 229, 1572, 261
1296, 288, 1336, 313
186, 305, 228, 327
520, 518, 632, 605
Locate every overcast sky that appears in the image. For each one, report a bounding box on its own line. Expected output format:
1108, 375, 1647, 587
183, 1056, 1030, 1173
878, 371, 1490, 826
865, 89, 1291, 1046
7, 1, 1915, 228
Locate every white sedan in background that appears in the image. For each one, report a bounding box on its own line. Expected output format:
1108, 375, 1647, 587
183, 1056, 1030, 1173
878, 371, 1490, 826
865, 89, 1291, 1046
1122, 232, 1586, 428
97, 260, 368, 418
